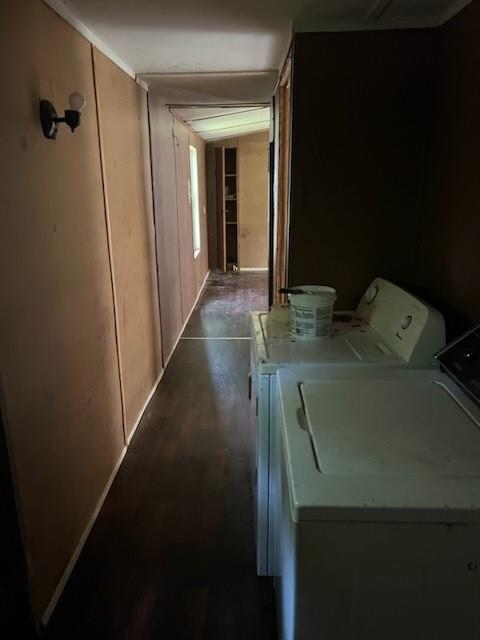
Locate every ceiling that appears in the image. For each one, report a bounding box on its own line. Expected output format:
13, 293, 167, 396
48, 0, 470, 76
171, 106, 270, 142
45, 0, 470, 141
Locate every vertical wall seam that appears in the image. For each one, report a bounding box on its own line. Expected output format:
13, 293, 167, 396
146, 93, 166, 371
171, 116, 185, 322
91, 45, 128, 445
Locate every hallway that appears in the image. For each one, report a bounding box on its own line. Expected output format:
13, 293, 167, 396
46, 272, 275, 640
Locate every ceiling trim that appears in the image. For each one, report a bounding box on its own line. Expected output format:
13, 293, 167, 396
181, 107, 265, 123
202, 119, 270, 134
140, 70, 278, 83
439, 0, 472, 24
293, 17, 439, 32
204, 124, 270, 142
293, 0, 473, 32
168, 102, 270, 108
43, 0, 137, 80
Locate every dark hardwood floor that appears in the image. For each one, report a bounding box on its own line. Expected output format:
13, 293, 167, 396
183, 271, 268, 338
45, 271, 275, 640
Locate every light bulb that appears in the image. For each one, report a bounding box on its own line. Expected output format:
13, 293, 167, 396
68, 92, 86, 113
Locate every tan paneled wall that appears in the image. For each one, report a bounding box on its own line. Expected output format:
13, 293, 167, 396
149, 97, 210, 361
93, 49, 162, 439
0, 0, 124, 620
0, 0, 165, 623
207, 132, 269, 270
174, 119, 197, 321
237, 132, 269, 268
148, 97, 184, 361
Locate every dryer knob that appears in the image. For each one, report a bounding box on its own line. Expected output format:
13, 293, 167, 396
365, 285, 379, 305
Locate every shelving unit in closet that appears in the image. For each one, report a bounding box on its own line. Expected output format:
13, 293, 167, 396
215, 145, 238, 271
224, 148, 238, 270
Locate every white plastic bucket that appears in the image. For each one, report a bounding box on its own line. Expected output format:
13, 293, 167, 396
289, 285, 337, 340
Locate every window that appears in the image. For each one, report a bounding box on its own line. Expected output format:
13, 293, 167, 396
189, 145, 201, 258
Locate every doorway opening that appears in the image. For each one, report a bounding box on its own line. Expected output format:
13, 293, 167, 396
171, 104, 271, 278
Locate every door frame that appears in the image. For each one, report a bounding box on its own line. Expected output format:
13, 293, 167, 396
271, 55, 292, 305
214, 146, 226, 272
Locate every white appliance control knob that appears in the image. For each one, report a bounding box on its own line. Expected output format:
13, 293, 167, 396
401, 315, 413, 330
365, 285, 379, 305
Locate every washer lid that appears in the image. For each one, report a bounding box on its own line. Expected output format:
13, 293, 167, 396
300, 380, 480, 476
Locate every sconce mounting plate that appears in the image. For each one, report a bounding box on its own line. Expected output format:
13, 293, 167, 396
39, 100, 59, 140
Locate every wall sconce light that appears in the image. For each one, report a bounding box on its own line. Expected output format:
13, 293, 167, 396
39, 92, 86, 140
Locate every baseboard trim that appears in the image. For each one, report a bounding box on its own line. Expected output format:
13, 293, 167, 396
239, 267, 268, 272
164, 270, 210, 368
41, 444, 128, 627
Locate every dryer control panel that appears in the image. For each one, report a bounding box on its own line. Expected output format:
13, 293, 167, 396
357, 278, 445, 364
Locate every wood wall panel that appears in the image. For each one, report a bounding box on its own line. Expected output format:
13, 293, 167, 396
148, 100, 209, 359
288, 31, 437, 308
174, 119, 197, 321
287, 13, 480, 334
0, 0, 124, 620
417, 1, 480, 336
237, 132, 269, 269
93, 49, 162, 438
148, 97, 184, 362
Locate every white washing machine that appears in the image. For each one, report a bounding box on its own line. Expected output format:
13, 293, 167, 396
274, 325, 480, 640
250, 277, 445, 575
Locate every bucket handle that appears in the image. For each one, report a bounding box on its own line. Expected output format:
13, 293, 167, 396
279, 287, 305, 295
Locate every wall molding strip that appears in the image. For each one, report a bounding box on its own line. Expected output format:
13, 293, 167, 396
43, 0, 137, 81
91, 47, 128, 444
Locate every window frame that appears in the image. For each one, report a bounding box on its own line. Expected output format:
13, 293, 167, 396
189, 144, 201, 259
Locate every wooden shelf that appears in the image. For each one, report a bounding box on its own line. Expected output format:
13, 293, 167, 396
219, 147, 238, 272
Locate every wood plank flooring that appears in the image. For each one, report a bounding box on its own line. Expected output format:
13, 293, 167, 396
183, 271, 268, 338
46, 272, 275, 640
